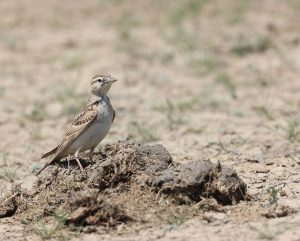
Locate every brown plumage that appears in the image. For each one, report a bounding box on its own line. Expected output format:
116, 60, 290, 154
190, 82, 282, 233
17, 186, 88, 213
36, 75, 117, 175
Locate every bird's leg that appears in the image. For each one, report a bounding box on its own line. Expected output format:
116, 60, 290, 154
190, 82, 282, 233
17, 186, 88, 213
74, 148, 84, 172
89, 147, 95, 162
67, 157, 70, 171
67, 155, 72, 171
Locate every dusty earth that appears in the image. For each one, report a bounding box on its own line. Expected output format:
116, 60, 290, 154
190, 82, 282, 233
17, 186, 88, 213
0, 142, 248, 234
0, 0, 300, 240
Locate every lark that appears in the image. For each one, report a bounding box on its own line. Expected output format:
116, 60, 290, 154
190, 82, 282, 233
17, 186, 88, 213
36, 74, 117, 175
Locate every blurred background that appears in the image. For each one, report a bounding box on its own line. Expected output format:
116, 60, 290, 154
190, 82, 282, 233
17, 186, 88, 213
1, 0, 300, 174
1, 2, 300, 239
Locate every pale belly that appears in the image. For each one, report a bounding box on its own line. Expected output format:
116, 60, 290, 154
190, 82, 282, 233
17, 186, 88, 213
66, 103, 113, 154
69, 120, 112, 153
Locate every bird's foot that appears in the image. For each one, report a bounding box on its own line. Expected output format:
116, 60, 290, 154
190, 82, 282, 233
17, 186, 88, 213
75, 158, 84, 172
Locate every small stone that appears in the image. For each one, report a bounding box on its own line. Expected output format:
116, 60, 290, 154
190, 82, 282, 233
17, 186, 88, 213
82, 226, 97, 233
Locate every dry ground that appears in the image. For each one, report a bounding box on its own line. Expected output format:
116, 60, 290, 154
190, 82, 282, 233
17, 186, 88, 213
0, 0, 300, 240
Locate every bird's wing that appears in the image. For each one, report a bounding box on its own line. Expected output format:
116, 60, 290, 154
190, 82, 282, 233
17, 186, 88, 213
40, 146, 59, 159
107, 96, 115, 123
112, 109, 115, 123
36, 102, 99, 175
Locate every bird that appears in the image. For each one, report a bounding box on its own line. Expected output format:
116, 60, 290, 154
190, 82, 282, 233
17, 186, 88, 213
35, 74, 117, 175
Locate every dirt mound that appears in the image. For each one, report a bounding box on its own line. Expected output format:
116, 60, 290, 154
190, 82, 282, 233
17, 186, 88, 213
150, 160, 247, 205
0, 141, 247, 228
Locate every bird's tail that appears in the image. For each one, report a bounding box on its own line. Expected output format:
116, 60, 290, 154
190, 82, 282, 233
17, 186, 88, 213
35, 157, 59, 176
40, 146, 58, 159
35, 146, 59, 175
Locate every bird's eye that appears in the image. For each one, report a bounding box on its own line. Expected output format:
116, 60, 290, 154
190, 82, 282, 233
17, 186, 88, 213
98, 79, 102, 83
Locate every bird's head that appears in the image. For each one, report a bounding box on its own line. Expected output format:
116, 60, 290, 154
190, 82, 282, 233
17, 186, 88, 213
90, 74, 117, 96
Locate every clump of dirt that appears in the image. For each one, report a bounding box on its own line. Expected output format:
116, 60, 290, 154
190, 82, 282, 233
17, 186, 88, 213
259, 204, 296, 218
228, 201, 297, 223
66, 189, 130, 226
150, 160, 247, 205
0, 185, 23, 218
0, 141, 247, 227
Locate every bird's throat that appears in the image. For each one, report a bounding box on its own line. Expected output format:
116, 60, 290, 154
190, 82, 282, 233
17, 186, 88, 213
89, 94, 102, 105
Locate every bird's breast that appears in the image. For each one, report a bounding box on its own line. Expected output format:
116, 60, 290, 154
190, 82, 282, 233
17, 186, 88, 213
97, 96, 114, 123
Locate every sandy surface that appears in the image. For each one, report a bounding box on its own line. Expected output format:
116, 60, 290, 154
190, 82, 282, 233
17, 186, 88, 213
0, 0, 299, 240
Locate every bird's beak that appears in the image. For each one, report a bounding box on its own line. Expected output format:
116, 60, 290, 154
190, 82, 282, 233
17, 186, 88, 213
107, 77, 117, 84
